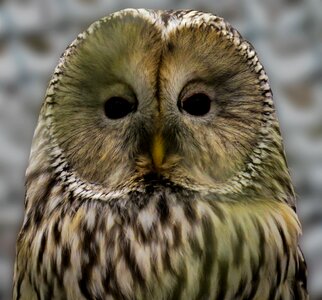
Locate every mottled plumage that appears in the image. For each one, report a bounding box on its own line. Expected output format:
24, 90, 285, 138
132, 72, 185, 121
13, 9, 308, 300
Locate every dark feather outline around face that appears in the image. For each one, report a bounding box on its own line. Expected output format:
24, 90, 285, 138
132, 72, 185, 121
38, 9, 294, 206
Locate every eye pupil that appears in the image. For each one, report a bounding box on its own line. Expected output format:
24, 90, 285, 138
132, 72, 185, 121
104, 97, 136, 119
180, 93, 211, 116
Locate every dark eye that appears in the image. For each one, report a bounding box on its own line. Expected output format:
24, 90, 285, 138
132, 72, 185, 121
179, 93, 211, 116
104, 97, 136, 119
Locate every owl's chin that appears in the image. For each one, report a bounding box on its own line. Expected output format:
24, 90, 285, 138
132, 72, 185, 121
133, 156, 214, 192
142, 172, 166, 184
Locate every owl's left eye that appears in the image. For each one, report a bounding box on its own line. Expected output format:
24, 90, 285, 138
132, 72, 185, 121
179, 93, 211, 116
104, 97, 136, 119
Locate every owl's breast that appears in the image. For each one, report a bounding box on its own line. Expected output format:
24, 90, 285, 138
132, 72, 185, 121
18, 185, 301, 300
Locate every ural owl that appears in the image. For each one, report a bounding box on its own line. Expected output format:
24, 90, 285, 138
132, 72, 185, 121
13, 9, 308, 300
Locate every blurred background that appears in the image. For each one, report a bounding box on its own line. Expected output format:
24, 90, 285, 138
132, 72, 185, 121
0, 0, 321, 299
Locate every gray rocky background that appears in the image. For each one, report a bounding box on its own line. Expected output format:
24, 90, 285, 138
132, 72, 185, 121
0, 0, 321, 299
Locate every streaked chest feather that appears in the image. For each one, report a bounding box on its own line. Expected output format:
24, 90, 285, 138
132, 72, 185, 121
16, 187, 301, 300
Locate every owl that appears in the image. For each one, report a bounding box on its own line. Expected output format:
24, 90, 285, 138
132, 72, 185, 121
13, 8, 308, 300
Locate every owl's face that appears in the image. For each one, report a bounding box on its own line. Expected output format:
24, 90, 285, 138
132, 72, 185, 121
47, 9, 272, 194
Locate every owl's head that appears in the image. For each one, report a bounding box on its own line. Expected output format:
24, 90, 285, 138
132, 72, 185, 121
37, 9, 293, 202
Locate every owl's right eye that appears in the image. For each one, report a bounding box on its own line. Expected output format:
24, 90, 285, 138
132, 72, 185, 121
104, 97, 136, 119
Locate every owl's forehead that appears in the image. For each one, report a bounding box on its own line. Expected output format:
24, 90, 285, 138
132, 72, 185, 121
65, 8, 252, 80
50, 8, 270, 107
116, 9, 227, 38
48, 7, 271, 110
67, 8, 254, 79
90, 8, 235, 42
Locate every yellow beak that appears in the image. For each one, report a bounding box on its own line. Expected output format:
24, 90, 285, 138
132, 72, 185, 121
151, 132, 164, 169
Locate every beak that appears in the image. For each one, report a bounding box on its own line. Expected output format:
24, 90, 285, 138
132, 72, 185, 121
151, 132, 165, 170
